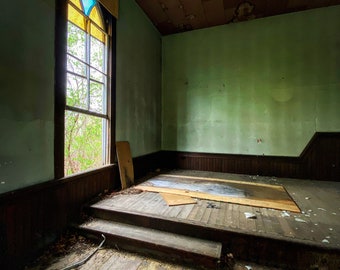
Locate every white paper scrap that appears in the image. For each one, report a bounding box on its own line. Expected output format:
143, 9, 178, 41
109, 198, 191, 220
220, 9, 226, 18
281, 211, 290, 217
295, 218, 307, 223
244, 212, 257, 219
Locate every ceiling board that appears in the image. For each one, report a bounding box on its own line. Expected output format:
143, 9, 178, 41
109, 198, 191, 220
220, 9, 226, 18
135, 0, 340, 35
202, 0, 226, 27
181, 0, 206, 29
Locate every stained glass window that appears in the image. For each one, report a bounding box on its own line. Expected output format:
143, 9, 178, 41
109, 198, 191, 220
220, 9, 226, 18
82, 0, 96, 16
65, 0, 109, 176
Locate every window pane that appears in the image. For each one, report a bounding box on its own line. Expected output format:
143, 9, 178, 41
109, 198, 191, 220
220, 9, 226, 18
67, 55, 86, 76
66, 73, 87, 109
67, 21, 86, 61
65, 111, 106, 175
90, 34, 105, 71
90, 81, 105, 113
90, 67, 104, 82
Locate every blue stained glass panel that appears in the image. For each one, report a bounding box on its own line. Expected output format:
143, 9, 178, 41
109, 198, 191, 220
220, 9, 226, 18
82, 0, 96, 16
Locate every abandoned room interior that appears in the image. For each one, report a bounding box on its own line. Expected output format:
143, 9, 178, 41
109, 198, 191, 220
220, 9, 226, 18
1, 0, 340, 269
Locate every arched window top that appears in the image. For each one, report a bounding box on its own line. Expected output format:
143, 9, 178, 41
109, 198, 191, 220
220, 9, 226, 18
68, 0, 105, 42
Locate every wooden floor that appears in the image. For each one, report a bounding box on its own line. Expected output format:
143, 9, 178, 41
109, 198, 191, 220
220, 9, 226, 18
93, 170, 340, 250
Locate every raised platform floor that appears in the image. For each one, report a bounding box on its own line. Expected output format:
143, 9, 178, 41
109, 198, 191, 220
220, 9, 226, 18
80, 170, 340, 269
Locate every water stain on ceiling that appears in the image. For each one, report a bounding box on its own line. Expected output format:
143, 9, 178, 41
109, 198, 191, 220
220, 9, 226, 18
136, 0, 340, 35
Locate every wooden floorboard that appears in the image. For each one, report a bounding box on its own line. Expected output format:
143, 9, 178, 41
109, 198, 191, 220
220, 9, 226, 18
92, 170, 340, 251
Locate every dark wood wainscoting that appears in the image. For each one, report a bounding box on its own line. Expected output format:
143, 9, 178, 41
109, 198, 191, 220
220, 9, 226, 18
0, 165, 116, 270
160, 132, 340, 181
133, 151, 163, 180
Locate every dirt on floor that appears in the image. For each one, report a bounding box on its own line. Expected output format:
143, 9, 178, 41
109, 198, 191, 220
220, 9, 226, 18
24, 231, 281, 270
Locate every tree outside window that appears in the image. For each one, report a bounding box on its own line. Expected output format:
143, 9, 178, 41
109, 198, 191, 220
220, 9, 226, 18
65, 0, 109, 175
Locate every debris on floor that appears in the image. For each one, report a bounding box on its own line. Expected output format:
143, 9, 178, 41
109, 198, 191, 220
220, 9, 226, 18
25, 232, 283, 270
207, 202, 220, 209
294, 218, 307, 223
281, 211, 290, 217
244, 212, 257, 219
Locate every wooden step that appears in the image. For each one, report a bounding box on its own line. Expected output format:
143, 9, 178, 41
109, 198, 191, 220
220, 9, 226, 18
78, 218, 222, 269
86, 205, 222, 240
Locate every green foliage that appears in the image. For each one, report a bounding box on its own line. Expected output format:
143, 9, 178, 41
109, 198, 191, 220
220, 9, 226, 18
65, 22, 107, 176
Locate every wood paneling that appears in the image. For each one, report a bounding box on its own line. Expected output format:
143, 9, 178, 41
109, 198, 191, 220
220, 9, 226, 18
0, 165, 115, 270
160, 133, 340, 181
0, 150, 162, 270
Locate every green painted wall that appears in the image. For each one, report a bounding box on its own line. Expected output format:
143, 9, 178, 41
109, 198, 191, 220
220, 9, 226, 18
162, 6, 340, 156
116, 0, 162, 157
0, 0, 55, 194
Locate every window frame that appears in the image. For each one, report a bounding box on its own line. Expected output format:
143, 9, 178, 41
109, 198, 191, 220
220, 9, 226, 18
55, 0, 116, 179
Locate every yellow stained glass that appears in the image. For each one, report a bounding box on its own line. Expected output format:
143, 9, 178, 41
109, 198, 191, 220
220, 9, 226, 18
68, 0, 105, 43
90, 23, 105, 43
68, 4, 86, 31
69, 0, 82, 10
89, 6, 105, 42
89, 5, 103, 29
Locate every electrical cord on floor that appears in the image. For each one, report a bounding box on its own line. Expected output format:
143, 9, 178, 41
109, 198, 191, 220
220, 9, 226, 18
61, 234, 106, 270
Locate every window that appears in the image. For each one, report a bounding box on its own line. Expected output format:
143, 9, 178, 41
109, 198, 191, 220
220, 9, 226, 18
64, 0, 110, 175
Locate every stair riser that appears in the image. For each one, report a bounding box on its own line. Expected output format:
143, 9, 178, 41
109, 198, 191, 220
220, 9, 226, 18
78, 227, 220, 269
87, 207, 340, 269
87, 206, 221, 240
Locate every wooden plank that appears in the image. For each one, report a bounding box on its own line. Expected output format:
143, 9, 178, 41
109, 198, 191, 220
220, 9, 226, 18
202, 0, 226, 26
160, 193, 196, 206
176, 203, 196, 219
80, 219, 222, 260
116, 141, 134, 189
181, 0, 206, 29
136, 185, 301, 213
159, 174, 284, 189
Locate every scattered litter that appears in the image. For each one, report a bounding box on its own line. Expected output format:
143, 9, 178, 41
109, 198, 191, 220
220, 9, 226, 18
318, 208, 327, 211
0, 181, 5, 184
281, 211, 290, 217
244, 212, 257, 219
207, 202, 220, 209
295, 218, 307, 223
305, 197, 310, 200
301, 211, 305, 214
308, 209, 313, 212
322, 239, 330, 244
245, 266, 252, 270
326, 236, 331, 239
329, 228, 333, 231
332, 212, 337, 215
314, 223, 318, 226
304, 214, 311, 217
313, 214, 317, 216
311, 230, 314, 233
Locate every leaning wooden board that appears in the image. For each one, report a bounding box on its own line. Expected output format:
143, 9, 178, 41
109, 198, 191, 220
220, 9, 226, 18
116, 141, 134, 189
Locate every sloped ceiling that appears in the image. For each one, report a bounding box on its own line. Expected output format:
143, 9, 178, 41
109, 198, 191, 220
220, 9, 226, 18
136, 0, 340, 35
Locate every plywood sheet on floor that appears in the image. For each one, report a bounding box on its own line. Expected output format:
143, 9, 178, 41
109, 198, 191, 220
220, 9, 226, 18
137, 174, 300, 212
160, 193, 197, 206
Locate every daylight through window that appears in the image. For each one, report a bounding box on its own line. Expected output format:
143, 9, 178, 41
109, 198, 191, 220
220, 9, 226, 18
65, 0, 109, 175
